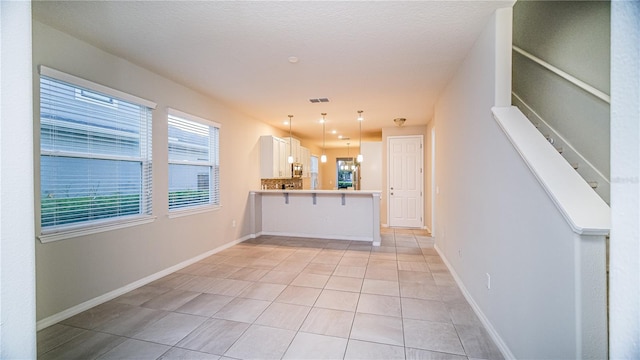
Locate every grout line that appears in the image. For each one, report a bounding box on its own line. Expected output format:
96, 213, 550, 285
42, 230, 497, 359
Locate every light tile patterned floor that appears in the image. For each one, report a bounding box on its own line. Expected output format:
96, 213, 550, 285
37, 228, 504, 360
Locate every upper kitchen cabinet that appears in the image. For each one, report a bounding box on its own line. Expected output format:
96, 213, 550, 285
261, 135, 312, 179
283, 137, 301, 163
260, 135, 290, 178
300, 147, 311, 177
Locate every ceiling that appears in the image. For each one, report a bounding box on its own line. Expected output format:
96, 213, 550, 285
32, 1, 513, 149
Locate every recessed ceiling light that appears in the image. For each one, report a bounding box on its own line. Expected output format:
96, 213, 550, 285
284, 121, 289, 125
332, 130, 337, 134
288, 56, 299, 64
338, 135, 343, 139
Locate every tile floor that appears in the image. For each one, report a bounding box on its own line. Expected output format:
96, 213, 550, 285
37, 228, 503, 360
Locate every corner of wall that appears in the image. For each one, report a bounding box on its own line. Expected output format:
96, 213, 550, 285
1, 1, 37, 357
494, 7, 513, 107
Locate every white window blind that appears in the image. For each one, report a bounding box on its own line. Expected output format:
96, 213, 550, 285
39, 70, 154, 231
168, 109, 220, 210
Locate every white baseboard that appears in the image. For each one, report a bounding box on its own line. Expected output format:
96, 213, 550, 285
36, 236, 247, 331
259, 231, 372, 243
434, 244, 516, 360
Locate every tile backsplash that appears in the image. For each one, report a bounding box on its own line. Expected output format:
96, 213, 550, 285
260, 178, 303, 190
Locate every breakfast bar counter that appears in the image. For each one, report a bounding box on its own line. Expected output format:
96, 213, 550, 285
249, 190, 381, 245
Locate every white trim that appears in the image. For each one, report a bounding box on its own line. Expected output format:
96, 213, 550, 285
430, 126, 436, 236
434, 244, 516, 360
512, 46, 610, 104
167, 204, 221, 219
36, 235, 250, 331
386, 135, 424, 228
168, 107, 221, 129
38, 65, 157, 109
41, 149, 144, 163
168, 159, 215, 167
38, 215, 156, 243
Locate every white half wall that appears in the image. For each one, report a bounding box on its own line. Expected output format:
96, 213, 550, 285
434, 7, 606, 359
1, 1, 37, 357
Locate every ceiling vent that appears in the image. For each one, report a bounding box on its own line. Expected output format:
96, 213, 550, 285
309, 98, 330, 103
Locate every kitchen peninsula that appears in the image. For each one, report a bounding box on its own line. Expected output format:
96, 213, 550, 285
249, 190, 381, 245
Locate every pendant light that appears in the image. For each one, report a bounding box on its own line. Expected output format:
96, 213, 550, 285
287, 115, 294, 164
320, 113, 327, 163
341, 143, 349, 171
357, 110, 363, 163
345, 142, 353, 171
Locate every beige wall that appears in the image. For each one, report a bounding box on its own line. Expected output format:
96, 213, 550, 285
33, 21, 285, 321
381, 125, 430, 229
318, 148, 347, 190
432, 7, 602, 358
317, 127, 430, 229
31, 20, 430, 323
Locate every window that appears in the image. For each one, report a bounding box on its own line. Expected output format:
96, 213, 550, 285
168, 109, 220, 211
336, 157, 357, 189
39, 66, 155, 236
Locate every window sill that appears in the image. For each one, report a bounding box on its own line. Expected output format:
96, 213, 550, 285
38, 215, 157, 243
168, 204, 221, 219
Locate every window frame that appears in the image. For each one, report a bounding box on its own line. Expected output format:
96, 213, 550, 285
37, 66, 157, 243
167, 108, 221, 217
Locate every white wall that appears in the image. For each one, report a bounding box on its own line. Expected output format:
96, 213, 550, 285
33, 21, 281, 323
1, 1, 37, 357
609, 1, 640, 357
360, 141, 382, 191
433, 7, 598, 359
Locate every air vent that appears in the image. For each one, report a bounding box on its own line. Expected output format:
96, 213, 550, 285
309, 98, 330, 103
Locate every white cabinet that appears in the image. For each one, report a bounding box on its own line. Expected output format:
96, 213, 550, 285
260, 135, 291, 178
283, 137, 301, 163
277, 137, 289, 178
261, 136, 313, 179
300, 147, 311, 177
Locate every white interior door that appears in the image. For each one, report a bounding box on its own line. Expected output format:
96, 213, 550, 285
388, 136, 423, 228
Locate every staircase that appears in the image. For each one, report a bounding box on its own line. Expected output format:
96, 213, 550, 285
512, 93, 610, 204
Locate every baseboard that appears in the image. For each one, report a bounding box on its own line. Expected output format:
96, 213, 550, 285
36, 236, 247, 331
260, 231, 372, 243
434, 244, 516, 360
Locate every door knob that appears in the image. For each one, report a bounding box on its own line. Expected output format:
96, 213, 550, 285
391, 192, 394, 195
390, 187, 394, 190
